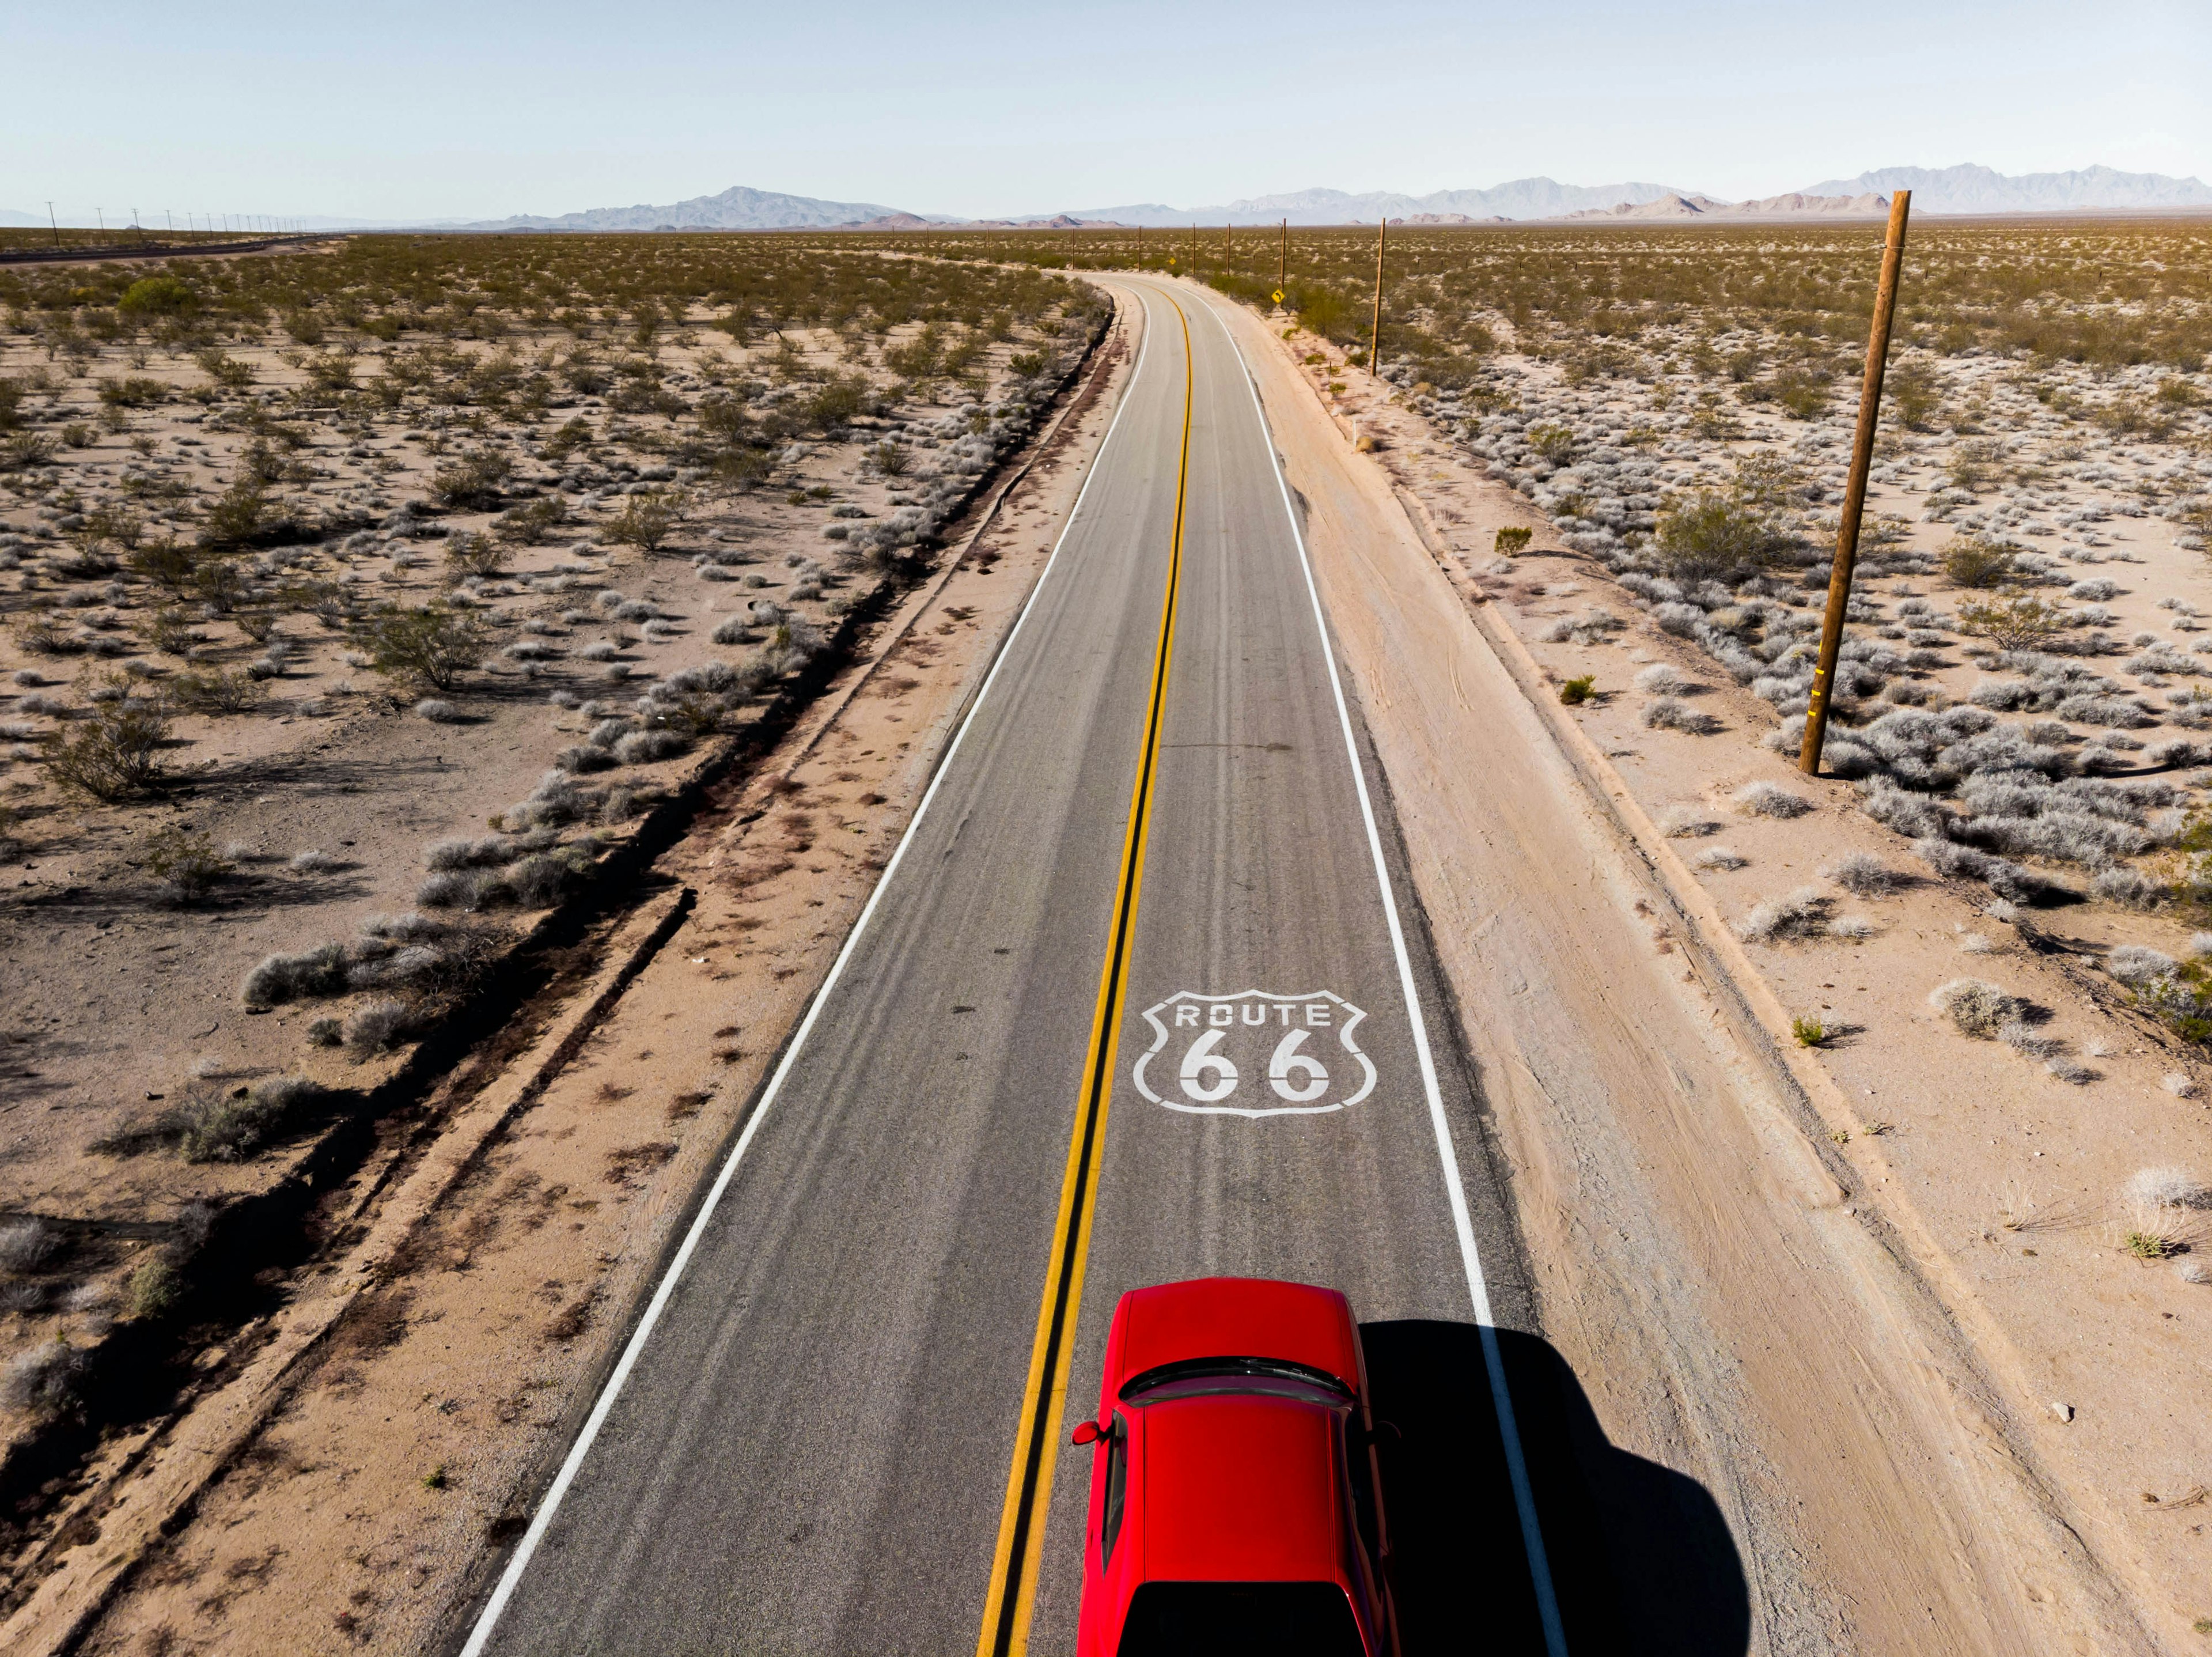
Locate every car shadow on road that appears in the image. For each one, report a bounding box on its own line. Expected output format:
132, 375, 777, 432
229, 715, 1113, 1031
1360, 1319, 1748, 1656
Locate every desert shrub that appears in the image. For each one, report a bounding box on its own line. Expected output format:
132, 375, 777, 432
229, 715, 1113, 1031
1653, 490, 1790, 581
555, 743, 620, 774
1494, 526, 1533, 555
605, 488, 688, 553
118, 275, 196, 318
1735, 887, 1831, 942
1525, 423, 1575, 463
1771, 369, 1830, 421
198, 476, 281, 550
503, 853, 578, 908
414, 697, 463, 722
1734, 781, 1812, 819
1824, 852, 1902, 895
426, 834, 523, 871
356, 604, 482, 690
2126, 1167, 2211, 1209
1557, 675, 1594, 706
802, 376, 870, 432
1643, 697, 1721, 735
242, 943, 347, 1006
123, 1257, 181, 1320
170, 668, 262, 713
494, 497, 567, 546
416, 869, 480, 908
2, 1340, 88, 1417
95, 376, 168, 411
0, 1220, 59, 1272
1929, 978, 2025, 1038
308, 1016, 343, 1047
344, 999, 416, 1055
444, 531, 509, 578
1940, 535, 2016, 589
46, 702, 169, 799
1957, 590, 2071, 653
2130, 960, 2212, 1044
172, 1074, 320, 1162
2093, 868, 2164, 909
1883, 358, 1942, 429
1633, 664, 1697, 695
429, 448, 513, 509
1692, 846, 1747, 870
192, 348, 253, 389
612, 728, 690, 765
143, 826, 230, 904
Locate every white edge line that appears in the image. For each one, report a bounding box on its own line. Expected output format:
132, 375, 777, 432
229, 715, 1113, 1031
1200, 290, 1570, 1657
461, 289, 1157, 1656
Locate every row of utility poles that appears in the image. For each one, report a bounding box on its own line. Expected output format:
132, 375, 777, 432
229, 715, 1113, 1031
1138, 188, 1912, 780
39, 203, 307, 249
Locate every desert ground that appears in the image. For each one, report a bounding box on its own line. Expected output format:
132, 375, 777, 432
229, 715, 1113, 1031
0, 233, 1111, 1610
5, 221, 2212, 1651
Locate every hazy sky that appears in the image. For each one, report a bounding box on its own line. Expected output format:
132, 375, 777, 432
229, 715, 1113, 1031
7, 0, 2207, 223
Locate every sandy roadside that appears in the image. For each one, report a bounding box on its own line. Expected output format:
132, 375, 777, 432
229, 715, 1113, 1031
1186, 279, 2181, 1652
6, 293, 1143, 1657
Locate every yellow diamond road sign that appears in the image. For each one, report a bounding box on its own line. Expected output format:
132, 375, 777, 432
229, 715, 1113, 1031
1272, 289, 1285, 304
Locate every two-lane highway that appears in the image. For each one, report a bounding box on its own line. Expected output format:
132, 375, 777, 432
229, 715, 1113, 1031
464, 281, 1559, 1656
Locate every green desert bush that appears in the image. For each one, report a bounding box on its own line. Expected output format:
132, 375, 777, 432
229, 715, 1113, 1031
605, 487, 688, 553
1652, 490, 1790, 581
45, 702, 169, 799
355, 604, 483, 691
118, 275, 195, 318
142, 825, 230, 904
1956, 589, 2072, 653
1940, 534, 2016, 589
169, 1074, 321, 1161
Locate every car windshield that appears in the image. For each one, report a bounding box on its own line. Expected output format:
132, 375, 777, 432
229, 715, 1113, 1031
1119, 1355, 1353, 1406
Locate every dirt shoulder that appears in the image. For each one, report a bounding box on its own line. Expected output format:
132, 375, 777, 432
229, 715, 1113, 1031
1, 292, 1141, 1657
1193, 281, 2199, 1651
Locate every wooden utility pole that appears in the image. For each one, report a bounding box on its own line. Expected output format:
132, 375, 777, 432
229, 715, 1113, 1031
1279, 218, 1287, 289
1369, 217, 1388, 376
1801, 190, 1912, 775
46, 202, 59, 249
1136, 223, 1142, 266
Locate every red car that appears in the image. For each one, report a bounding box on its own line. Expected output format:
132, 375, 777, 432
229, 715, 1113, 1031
1071, 1277, 1397, 1657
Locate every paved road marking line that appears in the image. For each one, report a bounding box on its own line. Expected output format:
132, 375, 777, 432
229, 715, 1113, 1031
976, 292, 1194, 1657
1205, 293, 1571, 1656
457, 292, 1156, 1657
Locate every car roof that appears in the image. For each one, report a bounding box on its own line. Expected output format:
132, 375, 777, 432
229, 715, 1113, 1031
1108, 1277, 1361, 1394
1138, 1395, 1346, 1583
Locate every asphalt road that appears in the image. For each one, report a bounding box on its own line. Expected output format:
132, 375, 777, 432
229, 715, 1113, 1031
465, 281, 1555, 1656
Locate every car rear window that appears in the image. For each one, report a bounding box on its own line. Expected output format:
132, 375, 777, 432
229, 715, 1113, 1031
1116, 1582, 1365, 1656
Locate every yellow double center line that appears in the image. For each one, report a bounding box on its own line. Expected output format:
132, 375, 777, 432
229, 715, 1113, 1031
975, 289, 1194, 1657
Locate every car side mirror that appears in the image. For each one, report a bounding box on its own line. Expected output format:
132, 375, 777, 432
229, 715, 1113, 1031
1070, 1419, 1104, 1447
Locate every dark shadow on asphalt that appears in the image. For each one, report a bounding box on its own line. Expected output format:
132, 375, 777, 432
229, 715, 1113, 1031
1360, 1319, 1748, 1656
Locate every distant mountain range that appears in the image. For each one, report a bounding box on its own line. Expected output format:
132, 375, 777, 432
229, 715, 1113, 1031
1553, 190, 1897, 222
450, 165, 2209, 232
17, 162, 2205, 237
1794, 164, 2212, 215
456, 183, 919, 233
1048, 180, 1691, 226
